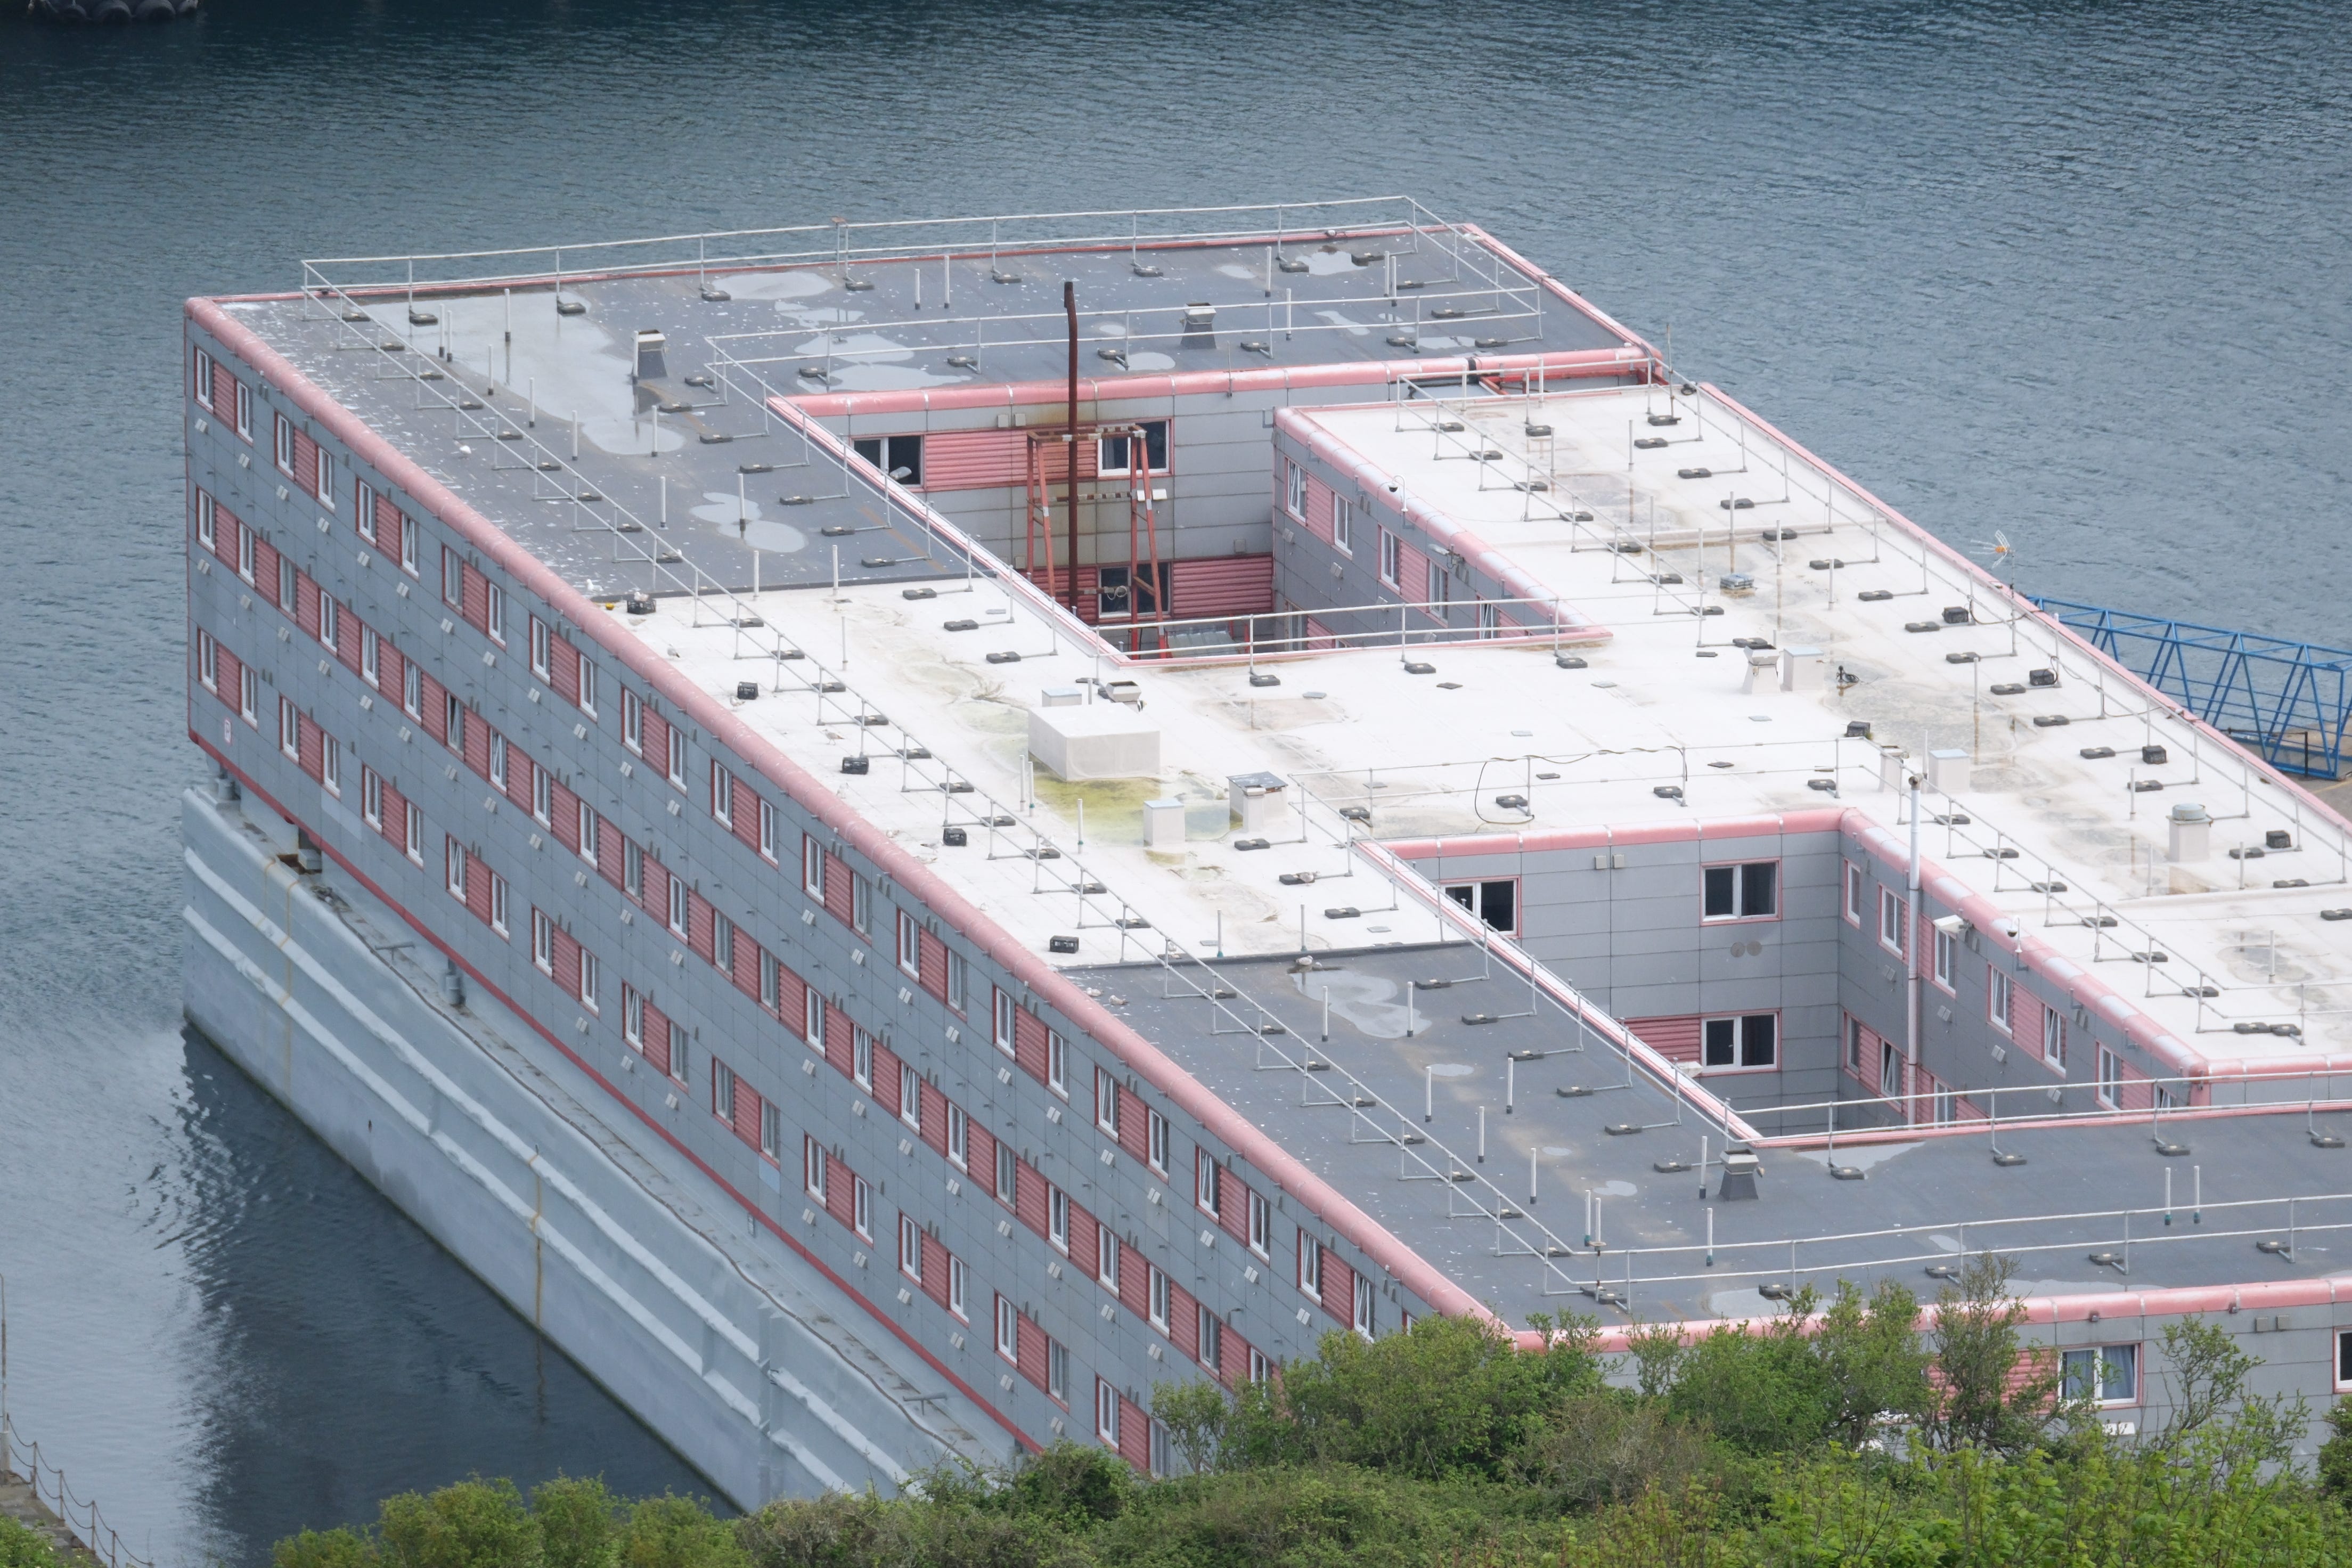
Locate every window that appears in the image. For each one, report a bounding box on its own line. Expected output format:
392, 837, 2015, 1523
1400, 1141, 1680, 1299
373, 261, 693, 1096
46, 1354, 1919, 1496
1443, 879, 1517, 935
361, 626, 381, 689
668, 873, 689, 937
713, 762, 735, 828
852, 1030, 873, 1090
533, 765, 553, 827
1332, 493, 1354, 556
896, 910, 920, 979
1934, 924, 1956, 989
239, 665, 258, 725
2045, 1009, 2069, 1071
315, 591, 338, 652
485, 582, 505, 646
945, 949, 967, 1012
362, 766, 383, 828
1377, 526, 1400, 589
758, 798, 777, 862
2341, 1329, 2352, 1391
1701, 1014, 1778, 1070
712, 1058, 737, 1123
443, 692, 465, 756
666, 726, 687, 789
1248, 1190, 1270, 1257
803, 836, 826, 899
315, 447, 335, 507
1879, 887, 1907, 954
1285, 461, 1308, 520
197, 630, 218, 691
277, 554, 297, 614
1148, 1110, 1170, 1174
851, 873, 871, 936
577, 659, 597, 717
532, 909, 553, 973
1097, 1379, 1120, 1446
233, 379, 252, 443
441, 545, 463, 609
712, 910, 733, 976
357, 480, 378, 545
1098, 420, 1168, 476
852, 1176, 871, 1239
578, 802, 600, 869
1702, 861, 1777, 920
803, 986, 824, 1049
946, 1102, 968, 1169
2096, 1046, 2121, 1108
851, 434, 924, 487
1049, 1186, 1069, 1252
1148, 1266, 1170, 1330
578, 949, 599, 1012
196, 490, 216, 549
1430, 563, 1451, 607
1882, 1039, 1904, 1106
995, 1296, 1018, 1362
1097, 1222, 1118, 1289
1095, 1069, 1118, 1136
445, 837, 468, 901
995, 1141, 1016, 1207
529, 616, 552, 679
900, 1063, 921, 1132
1352, 1275, 1375, 1341
1844, 861, 1865, 924
1297, 1239, 1321, 1300
993, 989, 1017, 1056
900, 1214, 921, 1282
624, 986, 644, 1048
1195, 1302, 1222, 1370
236, 521, 256, 583
1195, 1148, 1220, 1218
2061, 1344, 2138, 1404
402, 662, 421, 720
397, 513, 418, 576
1933, 1087, 1957, 1125
622, 689, 642, 754
1046, 1030, 1067, 1097
948, 1255, 967, 1319
1990, 970, 2013, 1034
321, 734, 340, 795
278, 695, 299, 760
274, 413, 295, 475
804, 1137, 827, 1202
760, 952, 778, 1010
489, 733, 508, 793
761, 1101, 782, 1161
1248, 1348, 1272, 1385
193, 347, 216, 409
405, 799, 423, 863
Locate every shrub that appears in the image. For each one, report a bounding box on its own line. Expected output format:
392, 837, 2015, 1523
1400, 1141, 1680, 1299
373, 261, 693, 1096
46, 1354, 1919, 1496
0, 1517, 65, 1568
379, 1480, 542, 1568
618, 1496, 743, 1568
532, 1478, 622, 1568
274, 1528, 382, 1568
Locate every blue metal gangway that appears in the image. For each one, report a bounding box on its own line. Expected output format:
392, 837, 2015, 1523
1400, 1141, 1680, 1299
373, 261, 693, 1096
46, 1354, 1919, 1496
2033, 599, 2352, 780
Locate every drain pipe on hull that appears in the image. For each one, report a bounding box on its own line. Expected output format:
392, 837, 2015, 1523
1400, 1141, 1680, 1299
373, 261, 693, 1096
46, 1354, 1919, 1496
1908, 771, 1923, 1122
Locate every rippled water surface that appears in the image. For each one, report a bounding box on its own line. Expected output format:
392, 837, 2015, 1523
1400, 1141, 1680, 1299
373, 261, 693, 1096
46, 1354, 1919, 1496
0, 2, 2345, 1562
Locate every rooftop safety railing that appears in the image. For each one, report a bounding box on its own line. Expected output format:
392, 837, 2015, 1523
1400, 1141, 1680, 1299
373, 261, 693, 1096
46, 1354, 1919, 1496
298, 198, 1524, 309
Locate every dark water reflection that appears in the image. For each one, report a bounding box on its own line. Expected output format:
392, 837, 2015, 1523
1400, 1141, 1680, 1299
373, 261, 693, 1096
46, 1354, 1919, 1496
0, 1, 2343, 1562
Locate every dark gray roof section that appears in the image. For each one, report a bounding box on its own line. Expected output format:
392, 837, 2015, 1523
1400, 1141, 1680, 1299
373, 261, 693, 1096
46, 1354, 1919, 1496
1074, 946, 2352, 1327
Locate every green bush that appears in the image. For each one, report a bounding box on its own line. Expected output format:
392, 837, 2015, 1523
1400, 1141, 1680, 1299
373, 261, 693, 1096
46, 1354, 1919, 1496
0, 1517, 66, 1568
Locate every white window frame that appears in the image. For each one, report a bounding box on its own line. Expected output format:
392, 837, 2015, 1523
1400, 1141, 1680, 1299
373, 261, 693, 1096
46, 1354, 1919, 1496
710, 762, 733, 828
2096, 1044, 2121, 1108
2045, 1008, 2069, 1072
361, 626, 381, 689
196, 489, 216, 549
853, 1029, 873, 1091
533, 764, 553, 827
404, 798, 423, 863
577, 799, 599, 869
900, 1062, 921, 1133
1148, 1109, 1170, 1174
803, 835, 826, 900
666, 725, 687, 789
804, 986, 824, 1051
995, 1141, 1016, 1207
529, 616, 552, 680
948, 1255, 968, 1319
1248, 1190, 1270, 1258
946, 1102, 968, 1169
760, 1101, 782, 1162
900, 1213, 922, 1284
1352, 1275, 1375, 1341
995, 1295, 1018, 1362
1700, 1012, 1779, 1072
668, 872, 689, 938
1285, 460, 1308, 520
315, 447, 335, 507
712, 910, 734, 976
1298, 1237, 1321, 1301
1934, 925, 1957, 990
236, 519, 255, 583
577, 658, 598, 718
1148, 1266, 1170, 1331
532, 909, 554, 974
441, 544, 464, 609
397, 512, 418, 577
993, 989, 1017, 1056
444, 837, 468, 902
578, 948, 599, 1013
945, 948, 967, 1013
757, 798, 777, 862
1046, 1030, 1067, 1097
193, 346, 216, 410
711, 1058, 737, 1125
402, 661, 421, 720
233, 379, 252, 443
197, 629, 218, 692
896, 910, 921, 979
621, 688, 642, 754
852, 1175, 871, 1239
362, 766, 383, 829
1701, 860, 1778, 921
489, 733, 508, 793
278, 695, 300, 760
623, 985, 644, 1049
1097, 419, 1169, 477
321, 733, 340, 795
356, 480, 378, 545
1377, 526, 1400, 589
1097, 1221, 1118, 1291
804, 1137, 827, 1203
1097, 1379, 1119, 1446
239, 664, 258, 726
851, 873, 871, 936
1049, 1186, 1069, 1253
485, 581, 505, 646
1844, 861, 1865, 925
1095, 1068, 1119, 1136
274, 412, 295, 476
2061, 1343, 2139, 1406
1195, 1147, 1220, 1218
1879, 887, 1907, 955
1332, 493, 1353, 556
317, 592, 339, 653
1990, 969, 2014, 1034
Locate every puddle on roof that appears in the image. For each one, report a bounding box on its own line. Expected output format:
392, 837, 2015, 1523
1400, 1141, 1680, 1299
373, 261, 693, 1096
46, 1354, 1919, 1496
362, 295, 649, 452
1290, 966, 1411, 1039
716, 268, 834, 301
1028, 773, 1229, 844
1312, 309, 1372, 337
687, 491, 807, 554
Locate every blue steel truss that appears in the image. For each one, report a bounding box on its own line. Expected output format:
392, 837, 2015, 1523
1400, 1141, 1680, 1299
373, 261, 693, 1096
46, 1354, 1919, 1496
2032, 599, 2352, 779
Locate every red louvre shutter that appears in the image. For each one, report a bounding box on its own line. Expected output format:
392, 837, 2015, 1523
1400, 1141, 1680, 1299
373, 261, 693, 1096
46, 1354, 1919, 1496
918, 931, 948, 1001
599, 828, 627, 891
732, 1076, 761, 1146
774, 961, 807, 1030
378, 782, 409, 849
1115, 1088, 1149, 1163
549, 633, 581, 704
1117, 1241, 1149, 1319
550, 927, 582, 1000
376, 500, 405, 565
1218, 1326, 1255, 1389
466, 852, 494, 925
211, 362, 236, 419
872, 1042, 903, 1118
1302, 477, 1334, 543
1320, 1250, 1353, 1324
1626, 1017, 1702, 1064
297, 715, 324, 781
1167, 555, 1274, 617
461, 564, 490, 636
916, 429, 1030, 490
549, 779, 582, 853
1218, 1171, 1251, 1243
378, 641, 406, 706
292, 573, 321, 639
824, 1153, 859, 1230
731, 778, 761, 851
641, 709, 671, 772
966, 1122, 997, 1193
1116, 1398, 1151, 1471
732, 935, 762, 1000
1169, 1283, 1199, 1361
919, 1084, 949, 1156
213, 646, 243, 711
419, 672, 451, 744
1013, 1009, 1050, 1085
823, 1002, 854, 1077
210, 505, 240, 570
465, 716, 493, 779
1069, 1206, 1099, 1284
822, 854, 854, 925
686, 891, 715, 963
251, 536, 281, 598
919, 1235, 950, 1309
642, 999, 673, 1076
1398, 542, 1430, 603
1016, 1316, 1049, 1392
639, 849, 670, 922
338, 608, 365, 675
292, 431, 319, 496
1014, 1161, 1047, 1237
